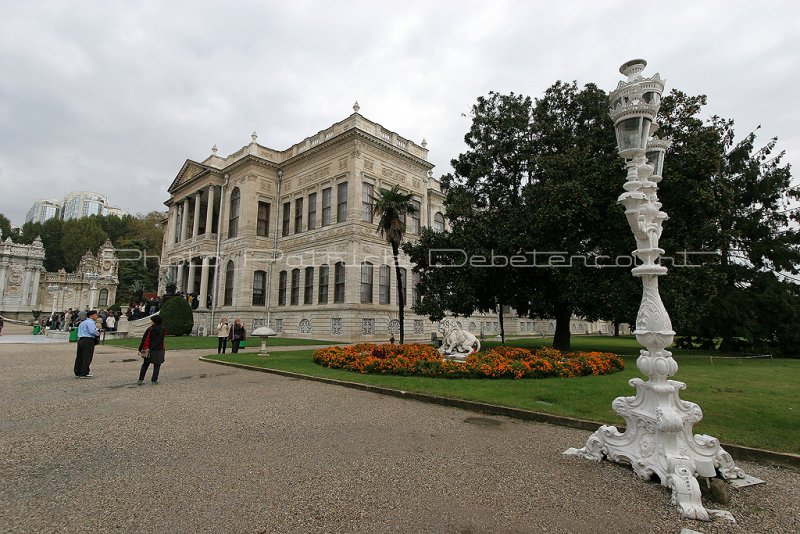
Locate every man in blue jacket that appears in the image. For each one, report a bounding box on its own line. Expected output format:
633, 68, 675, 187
74, 310, 101, 378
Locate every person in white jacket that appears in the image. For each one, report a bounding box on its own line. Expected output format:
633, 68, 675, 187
217, 318, 230, 354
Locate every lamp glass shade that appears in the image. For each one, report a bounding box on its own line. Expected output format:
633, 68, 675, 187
617, 117, 649, 152
646, 149, 664, 176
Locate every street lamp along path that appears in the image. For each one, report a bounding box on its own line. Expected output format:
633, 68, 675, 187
564, 59, 750, 522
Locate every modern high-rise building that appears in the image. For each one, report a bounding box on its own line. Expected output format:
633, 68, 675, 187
25, 199, 61, 224
61, 191, 107, 220
25, 194, 127, 224
103, 205, 127, 218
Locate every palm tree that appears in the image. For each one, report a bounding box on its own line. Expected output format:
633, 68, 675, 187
373, 184, 417, 344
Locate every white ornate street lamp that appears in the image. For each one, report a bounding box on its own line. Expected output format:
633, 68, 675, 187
565, 59, 746, 520
46, 284, 63, 325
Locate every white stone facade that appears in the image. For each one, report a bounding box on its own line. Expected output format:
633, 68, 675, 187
0, 236, 118, 320
0, 236, 45, 317
160, 108, 614, 341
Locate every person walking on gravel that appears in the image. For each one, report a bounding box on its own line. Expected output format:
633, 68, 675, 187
138, 315, 166, 385
74, 310, 101, 378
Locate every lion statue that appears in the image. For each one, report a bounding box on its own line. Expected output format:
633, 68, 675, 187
438, 318, 481, 360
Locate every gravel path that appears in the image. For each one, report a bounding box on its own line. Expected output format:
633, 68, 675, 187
1, 342, 797, 533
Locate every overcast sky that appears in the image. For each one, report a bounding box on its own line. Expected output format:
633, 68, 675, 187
1, 0, 798, 226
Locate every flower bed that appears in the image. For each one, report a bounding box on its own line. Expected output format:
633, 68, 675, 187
313, 343, 624, 379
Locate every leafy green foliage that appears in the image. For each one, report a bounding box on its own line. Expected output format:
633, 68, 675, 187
373, 184, 417, 343
657, 90, 800, 354
0, 214, 16, 240
407, 84, 627, 350
407, 83, 800, 355
159, 296, 194, 336
0, 211, 165, 306
61, 218, 109, 271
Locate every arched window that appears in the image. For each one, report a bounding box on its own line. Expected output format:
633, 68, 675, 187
334, 262, 345, 303
412, 272, 421, 306
291, 268, 300, 305
304, 267, 314, 304
411, 199, 421, 234
252, 270, 266, 306
98, 289, 109, 307
278, 271, 287, 306
318, 265, 329, 304
228, 187, 241, 238
360, 262, 373, 304
433, 212, 444, 233
224, 260, 235, 306
379, 265, 391, 304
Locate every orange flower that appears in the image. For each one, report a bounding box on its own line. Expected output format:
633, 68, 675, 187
313, 344, 624, 380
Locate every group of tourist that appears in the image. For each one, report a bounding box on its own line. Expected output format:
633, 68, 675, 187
215, 317, 247, 354
127, 299, 161, 320
40, 308, 122, 332
71, 311, 249, 385
72, 310, 165, 384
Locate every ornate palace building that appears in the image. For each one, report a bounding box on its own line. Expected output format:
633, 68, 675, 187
0, 235, 118, 320
160, 104, 611, 340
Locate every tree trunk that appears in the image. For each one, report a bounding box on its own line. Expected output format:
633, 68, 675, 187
392, 242, 405, 344
552, 307, 572, 351
498, 303, 505, 345
613, 321, 620, 337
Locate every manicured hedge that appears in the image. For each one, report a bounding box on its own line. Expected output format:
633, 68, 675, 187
159, 296, 194, 336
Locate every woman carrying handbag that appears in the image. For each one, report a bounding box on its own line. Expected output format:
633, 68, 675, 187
138, 315, 167, 385
228, 318, 246, 354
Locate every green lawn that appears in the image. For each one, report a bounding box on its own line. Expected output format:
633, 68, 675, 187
105, 336, 344, 349
205, 337, 800, 455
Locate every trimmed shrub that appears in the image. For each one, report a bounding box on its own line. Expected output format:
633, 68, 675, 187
159, 296, 194, 336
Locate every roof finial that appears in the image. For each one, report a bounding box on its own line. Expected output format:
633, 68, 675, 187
421, 138, 427, 148
251, 131, 258, 142
211, 144, 218, 155
353, 101, 360, 113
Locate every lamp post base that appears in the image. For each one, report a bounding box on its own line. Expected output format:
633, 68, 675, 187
564, 373, 746, 521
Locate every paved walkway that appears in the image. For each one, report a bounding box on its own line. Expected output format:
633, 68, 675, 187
1, 341, 797, 533
0, 334, 69, 344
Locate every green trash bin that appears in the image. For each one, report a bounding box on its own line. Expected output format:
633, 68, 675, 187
33, 325, 41, 335
69, 327, 79, 342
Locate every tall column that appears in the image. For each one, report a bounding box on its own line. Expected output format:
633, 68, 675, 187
180, 199, 190, 242
175, 261, 185, 293
187, 259, 197, 295
30, 269, 41, 307
0, 264, 8, 303
220, 187, 229, 239
167, 205, 177, 247
199, 256, 210, 308
205, 185, 215, 237
192, 191, 202, 239
21, 269, 33, 307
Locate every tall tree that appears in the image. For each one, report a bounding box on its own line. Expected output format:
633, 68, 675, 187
61, 218, 109, 271
407, 86, 624, 350
0, 213, 13, 240
373, 185, 417, 344
39, 218, 65, 272
657, 90, 800, 352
